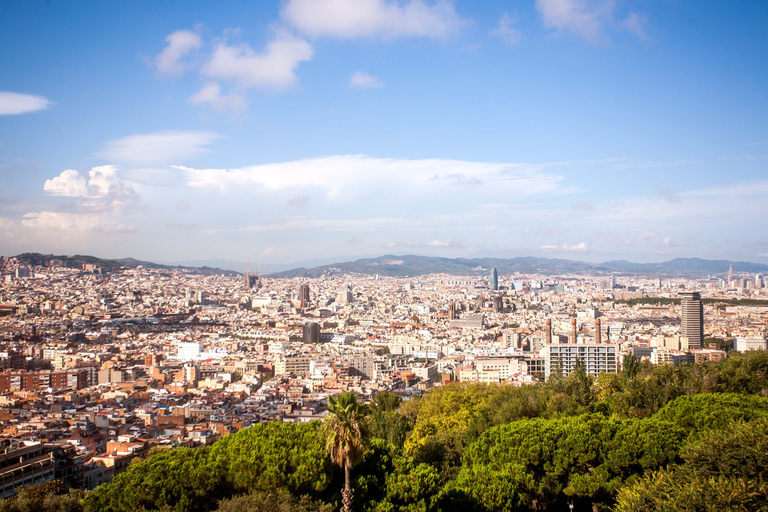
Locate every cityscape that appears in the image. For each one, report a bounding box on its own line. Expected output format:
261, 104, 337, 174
2, 0, 768, 511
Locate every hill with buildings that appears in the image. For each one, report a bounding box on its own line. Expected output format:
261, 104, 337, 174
267, 255, 768, 278
4, 253, 239, 276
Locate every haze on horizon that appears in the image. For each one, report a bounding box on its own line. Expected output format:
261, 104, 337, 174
1, 0, 767, 266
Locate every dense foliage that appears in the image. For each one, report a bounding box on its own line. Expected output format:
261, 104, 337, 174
5, 350, 768, 512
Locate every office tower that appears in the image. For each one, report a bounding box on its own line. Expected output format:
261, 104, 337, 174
728, 264, 733, 283
595, 318, 601, 344
490, 267, 498, 291
680, 291, 703, 349
756, 274, 763, 289
298, 284, 310, 302
303, 322, 320, 344
610, 273, 616, 289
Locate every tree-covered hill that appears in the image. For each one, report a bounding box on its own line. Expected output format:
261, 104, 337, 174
3, 350, 768, 512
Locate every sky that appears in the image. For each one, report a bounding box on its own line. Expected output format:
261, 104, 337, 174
1, 0, 767, 267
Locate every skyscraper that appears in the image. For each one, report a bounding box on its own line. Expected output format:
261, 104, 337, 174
680, 291, 703, 349
298, 284, 310, 302
303, 322, 320, 344
490, 267, 498, 291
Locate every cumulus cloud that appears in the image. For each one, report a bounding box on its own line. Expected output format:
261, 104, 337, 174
535, 0, 615, 41
490, 13, 522, 45
0, 91, 52, 115
155, 29, 203, 75
281, 0, 465, 39
350, 72, 384, 88
201, 32, 314, 90
178, 154, 564, 198
189, 83, 246, 115
43, 166, 138, 210
44, 170, 88, 197
98, 130, 221, 165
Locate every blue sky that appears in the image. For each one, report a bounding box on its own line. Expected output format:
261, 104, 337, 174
1, 0, 767, 266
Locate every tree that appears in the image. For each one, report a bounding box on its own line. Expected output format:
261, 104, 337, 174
622, 354, 640, 382
214, 490, 333, 512
323, 391, 370, 512
614, 419, 768, 511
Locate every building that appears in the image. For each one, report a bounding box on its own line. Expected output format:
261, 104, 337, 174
302, 322, 320, 344
177, 341, 204, 361
680, 292, 703, 349
490, 267, 498, 291
275, 355, 312, 376
0, 370, 87, 393
448, 315, 484, 329
298, 284, 310, 302
0, 443, 56, 498
543, 344, 618, 379
734, 336, 767, 352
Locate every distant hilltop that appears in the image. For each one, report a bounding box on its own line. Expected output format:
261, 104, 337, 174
2, 253, 240, 276
266, 254, 768, 278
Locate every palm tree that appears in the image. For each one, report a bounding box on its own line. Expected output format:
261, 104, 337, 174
323, 391, 369, 512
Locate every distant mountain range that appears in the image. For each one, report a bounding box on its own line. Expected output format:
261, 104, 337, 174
4, 253, 240, 276
266, 255, 768, 278
5, 252, 768, 279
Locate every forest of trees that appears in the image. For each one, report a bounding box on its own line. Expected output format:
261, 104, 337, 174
3, 350, 768, 512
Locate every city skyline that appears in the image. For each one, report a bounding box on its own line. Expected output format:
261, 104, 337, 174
1, 1, 768, 265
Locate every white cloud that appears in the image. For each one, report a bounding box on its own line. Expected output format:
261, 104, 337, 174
178, 154, 564, 198
541, 242, 590, 253
535, 0, 615, 42
426, 238, 464, 248
201, 33, 314, 90
189, 83, 246, 115
98, 130, 221, 165
44, 170, 88, 197
21, 212, 136, 234
0, 91, 52, 115
490, 13, 522, 45
281, 0, 465, 39
0, 217, 15, 239
155, 29, 203, 75
350, 72, 384, 89
43, 165, 138, 210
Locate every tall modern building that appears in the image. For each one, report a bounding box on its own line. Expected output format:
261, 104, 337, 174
298, 284, 310, 302
680, 291, 703, 349
490, 267, 498, 291
302, 322, 320, 344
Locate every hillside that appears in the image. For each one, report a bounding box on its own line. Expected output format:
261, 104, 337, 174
5, 253, 240, 276
266, 254, 768, 278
